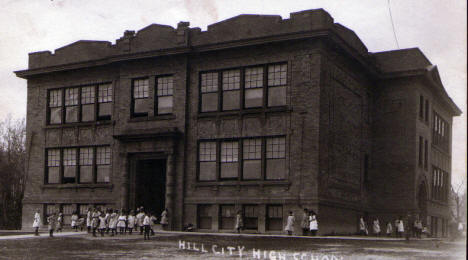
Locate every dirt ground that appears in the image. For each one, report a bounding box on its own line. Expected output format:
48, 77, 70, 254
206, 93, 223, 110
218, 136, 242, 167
0, 232, 465, 259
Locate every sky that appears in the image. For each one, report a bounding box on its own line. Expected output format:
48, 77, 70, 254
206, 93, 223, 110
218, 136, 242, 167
0, 0, 466, 188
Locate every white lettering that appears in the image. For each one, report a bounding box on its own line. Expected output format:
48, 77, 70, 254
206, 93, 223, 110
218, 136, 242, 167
238, 246, 245, 258
293, 253, 300, 260
212, 245, 219, 254
321, 256, 330, 260
252, 248, 261, 259
227, 246, 235, 255
301, 253, 308, 260
310, 254, 320, 260
201, 244, 208, 253
187, 242, 191, 250
193, 242, 199, 251
269, 250, 277, 260
178, 240, 185, 249
278, 251, 286, 260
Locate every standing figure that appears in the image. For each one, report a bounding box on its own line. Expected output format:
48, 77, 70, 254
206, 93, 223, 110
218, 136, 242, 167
56, 213, 63, 232
98, 213, 107, 237
404, 213, 411, 241
109, 210, 118, 236
71, 211, 79, 232
359, 216, 367, 236
397, 217, 405, 238
309, 212, 318, 236
127, 210, 135, 235
91, 208, 100, 237
235, 210, 243, 234
373, 218, 381, 236
285, 211, 295, 235
143, 212, 151, 240
104, 209, 110, 234
415, 218, 423, 239
136, 209, 145, 235
150, 213, 157, 236
117, 212, 127, 235
86, 208, 92, 233
386, 221, 393, 237
33, 210, 41, 236
47, 212, 56, 237
300, 208, 309, 236
160, 208, 169, 231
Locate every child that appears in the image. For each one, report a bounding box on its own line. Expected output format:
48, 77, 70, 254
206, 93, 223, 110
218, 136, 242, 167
373, 218, 381, 236
285, 211, 295, 235
117, 211, 127, 235
47, 212, 56, 237
397, 217, 404, 238
160, 208, 168, 231
143, 212, 151, 240
91, 208, 100, 237
77, 216, 85, 231
386, 221, 393, 237
235, 210, 243, 234
359, 216, 367, 236
127, 210, 135, 235
86, 208, 92, 233
150, 213, 157, 236
309, 212, 318, 236
301, 208, 309, 236
33, 210, 41, 236
136, 209, 145, 235
109, 209, 118, 236
71, 211, 79, 232
56, 213, 63, 232
104, 209, 110, 234
99, 213, 107, 237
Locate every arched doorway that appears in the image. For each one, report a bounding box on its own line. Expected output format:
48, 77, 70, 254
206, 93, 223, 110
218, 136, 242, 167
418, 183, 428, 225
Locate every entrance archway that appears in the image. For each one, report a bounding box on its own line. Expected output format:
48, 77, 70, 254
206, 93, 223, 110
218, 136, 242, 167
418, 183, 428, 225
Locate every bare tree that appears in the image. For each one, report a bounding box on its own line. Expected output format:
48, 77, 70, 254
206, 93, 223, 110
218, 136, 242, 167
450, 177, 467, 224
0, 115, 26, 229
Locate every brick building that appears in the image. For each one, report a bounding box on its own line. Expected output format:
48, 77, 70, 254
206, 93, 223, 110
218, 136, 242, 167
15, 9, 460, 236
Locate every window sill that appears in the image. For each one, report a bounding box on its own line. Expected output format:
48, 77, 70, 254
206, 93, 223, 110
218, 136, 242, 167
41, 183, 113, 189
45, 120, 113, 129
129, 114, 176, 122
198, 106, 289, 118
195, 180, 290, 187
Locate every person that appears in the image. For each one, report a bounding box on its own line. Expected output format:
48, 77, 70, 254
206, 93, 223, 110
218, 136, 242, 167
414, 218, 422, 239
143, 212, 151, 240
33, 210, 41, 236
104, 209, 110, 234
98, 213, 107, 237
160, 208, 169, 231
136, 209, 145, 235
235, 210, 243, 233
285, 211, 295, 235
56, 212, 63, 232
397, 216, 404, 238
47, 212, 56, 237
404, 213, 411, 241
109, 209, 118, 236
301, 208, 309, 236
86, 208, 92, 233
71, 211, 79, 232
458, 222, 464, 237
386, 221, 393, 237
127, 210, 135, 235
77, 216, 85, 231
309, 212, 318, 236
91, 208, 100, 237
359, 216, 367, 236
373, 218, 381, 236
150, 213, 157, 236
117, 211, 127, 235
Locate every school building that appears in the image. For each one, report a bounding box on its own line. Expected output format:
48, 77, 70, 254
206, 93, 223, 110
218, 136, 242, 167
15, 9, 461, 236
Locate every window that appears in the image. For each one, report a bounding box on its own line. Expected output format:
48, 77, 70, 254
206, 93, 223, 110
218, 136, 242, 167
197, 136, 286, 181
432, 166, 448, 202
98, 84, 112, 120
199, 63, 287, 113
220, 141, 238, 179
132, 78, 150, 116
266, 137, 286, 180
197, 205, 212, 229
266, 205, 283, 231
267, 64, 287, 107
46, 146, 111, 184
244, 67, 264, 108
63, 148, 77, 183
200, 72, 219, 112
79, 204, 90, 216
433, 112, 449, 151
425, 99, 429, 122
96, 146, 111, 183
156, 76, 174, 115
222, 70, 240, 111
418, 136, 423, 167
243, 205, 258, 230
47, 149, 61, 184
198, 142, 217, 181
219, 205, 235, 230
47, 84, 112, 125
424, 140, 428, 170
48, 90, 63, 124
242, 139, 262, 180
79, 147, 93, 183
419, 95, 424, 119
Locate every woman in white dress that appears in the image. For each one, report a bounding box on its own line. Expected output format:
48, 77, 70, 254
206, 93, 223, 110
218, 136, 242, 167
309, 212, 318, 236
33, 210, 41, 236
98, 213, 107, 236
117, 212, 127, 235
284, 211, 295, 235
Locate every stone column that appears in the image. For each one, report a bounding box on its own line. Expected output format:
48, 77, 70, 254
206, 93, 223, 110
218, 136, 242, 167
165, 153, 175, 230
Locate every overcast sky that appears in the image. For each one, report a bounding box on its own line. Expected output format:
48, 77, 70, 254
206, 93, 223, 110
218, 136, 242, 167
0, 0, 466, 188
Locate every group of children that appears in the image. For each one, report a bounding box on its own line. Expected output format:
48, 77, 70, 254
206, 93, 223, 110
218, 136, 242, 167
33, 207, 169, 239
359, 215, 426, 238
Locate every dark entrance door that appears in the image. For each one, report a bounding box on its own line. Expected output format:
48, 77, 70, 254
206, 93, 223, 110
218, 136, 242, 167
135, 159, 166, 216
